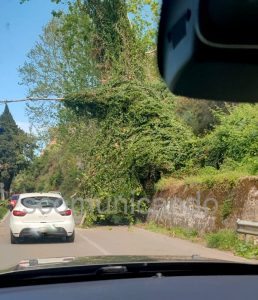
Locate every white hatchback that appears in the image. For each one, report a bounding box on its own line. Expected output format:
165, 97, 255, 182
9, 193, 75, 244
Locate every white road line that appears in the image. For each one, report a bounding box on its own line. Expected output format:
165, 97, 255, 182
76, 230, 110, 255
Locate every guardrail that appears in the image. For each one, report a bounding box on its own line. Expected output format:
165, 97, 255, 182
236, 219, 258, 237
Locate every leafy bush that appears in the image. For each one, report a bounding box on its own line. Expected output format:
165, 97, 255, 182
0, 201, 8, 221
64, 81, 195, 201
156, 104, 258, 190
206, 229, 258, 259
220, 199, 233, 220
200, 104, 258, 169
205, 229, 238, 250
235, 241, 258, 259
239, 156, 258, 175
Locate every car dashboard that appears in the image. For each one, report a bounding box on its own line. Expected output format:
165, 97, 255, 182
1, 275, 258, 300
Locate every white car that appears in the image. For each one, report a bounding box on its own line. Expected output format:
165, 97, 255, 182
9, 193, 75, 244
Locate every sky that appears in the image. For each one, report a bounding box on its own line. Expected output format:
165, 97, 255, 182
0, 0, 60, 132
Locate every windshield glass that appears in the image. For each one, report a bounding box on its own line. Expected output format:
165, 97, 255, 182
21, 197, 63, 208
0, 0, 257, 273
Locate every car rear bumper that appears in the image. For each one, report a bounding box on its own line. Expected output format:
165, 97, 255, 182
19, 227, 68, 238
10, 220, 75, 238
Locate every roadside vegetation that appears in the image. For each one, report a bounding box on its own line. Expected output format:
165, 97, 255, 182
0, 201, 8, 221
206, 230, 258, 259
157, 103, 258, 191
8, 0, 258, 227
144, 222, 199, 242
144, 222, 258, 260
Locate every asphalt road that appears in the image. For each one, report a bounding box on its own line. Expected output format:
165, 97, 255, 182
0, 213, 253, 270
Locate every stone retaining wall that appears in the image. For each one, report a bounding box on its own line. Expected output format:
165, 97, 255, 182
148, 176, 258, 233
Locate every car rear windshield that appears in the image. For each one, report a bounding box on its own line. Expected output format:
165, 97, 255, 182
21, 197, 63, 208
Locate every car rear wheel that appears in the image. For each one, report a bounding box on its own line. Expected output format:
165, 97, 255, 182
66, 231, 75, 243
10, 232, 19, 244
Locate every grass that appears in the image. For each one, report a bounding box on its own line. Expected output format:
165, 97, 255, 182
0, 200, 8, 221
184, 169, 248, 188
143, 222, 198, 242
156, 168, 250, 191
205, 229, 258, 259
205, 229, 238, 250
155, 177, 184, 191
143, 222, 258, 260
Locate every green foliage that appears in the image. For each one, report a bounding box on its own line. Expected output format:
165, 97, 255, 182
205, 229, 258, 259
12, 108, 98, 197
158, 103, 258, 190
0, 200, 8, 221
241, 156, 258, 175
82, 196, 149, 226
84, 0, 147, 81
155, 177, 183, 191
0, 105, 36, 191
183, 169, 245, 188
19, 0, 154, 139
49, 80, 194, 225
175, 98, 229, 136
21, 0, 160, 52
235, 241, 258, 259
145, 224, 258, 260
220, 198, 233, 220
19, 4, 97, 138
18, 0, 258, 227
64, 81, 195, 199
200, 104, 258, 169
205, 229, 240, 249
145, 222, 198, 241
12, 142, 81, 196
127, 0, 160, 51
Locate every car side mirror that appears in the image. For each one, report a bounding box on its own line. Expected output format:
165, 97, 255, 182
158, 0, 258, 102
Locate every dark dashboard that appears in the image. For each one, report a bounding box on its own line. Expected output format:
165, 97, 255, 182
1, 275, 258, 300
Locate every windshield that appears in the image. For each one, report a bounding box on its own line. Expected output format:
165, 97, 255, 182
0, 0, 258, 273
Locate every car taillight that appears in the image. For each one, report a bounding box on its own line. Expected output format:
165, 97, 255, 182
13, 210, 27, 217
59, 209, 72, 216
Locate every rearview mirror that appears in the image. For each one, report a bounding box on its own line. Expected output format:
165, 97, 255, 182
158, 0, 258, 102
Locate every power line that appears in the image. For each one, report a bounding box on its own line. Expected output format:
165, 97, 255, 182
0, 97, 64, 104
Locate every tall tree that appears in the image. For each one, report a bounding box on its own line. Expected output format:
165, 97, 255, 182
19, 0, 154, 141
83, 0, 146, 81
19, 0, 150, 95
0, 105, 35, 191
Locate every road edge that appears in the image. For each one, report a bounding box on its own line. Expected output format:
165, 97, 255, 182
0, 212, 9, 224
